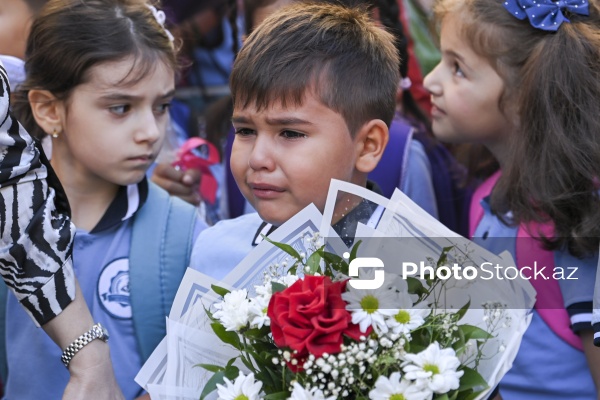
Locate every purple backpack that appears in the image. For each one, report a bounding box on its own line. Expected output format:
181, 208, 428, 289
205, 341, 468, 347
370, 115, 472, 237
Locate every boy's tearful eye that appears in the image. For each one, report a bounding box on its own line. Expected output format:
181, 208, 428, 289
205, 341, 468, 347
154, 102, 172, 115
235, 128, 256, 137
281, 130, 306, 139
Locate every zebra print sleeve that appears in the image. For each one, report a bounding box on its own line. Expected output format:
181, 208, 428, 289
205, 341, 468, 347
0, 62, 76, 326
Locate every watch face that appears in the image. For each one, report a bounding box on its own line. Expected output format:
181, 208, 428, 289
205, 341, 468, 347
96, 323, 109, 341
101, 325, 110, 341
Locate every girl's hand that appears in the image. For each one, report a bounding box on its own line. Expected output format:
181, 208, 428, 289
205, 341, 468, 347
151, 163, 202, 205
62, 340, 124, 400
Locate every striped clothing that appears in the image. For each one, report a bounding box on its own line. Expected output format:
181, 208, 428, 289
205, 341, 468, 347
0, 62, 75, 326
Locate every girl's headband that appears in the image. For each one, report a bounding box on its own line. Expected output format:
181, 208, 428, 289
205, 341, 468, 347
503, 0, 589, 31
146, 4, 175, 43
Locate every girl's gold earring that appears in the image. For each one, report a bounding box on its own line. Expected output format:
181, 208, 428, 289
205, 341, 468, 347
52, 128, 59, 138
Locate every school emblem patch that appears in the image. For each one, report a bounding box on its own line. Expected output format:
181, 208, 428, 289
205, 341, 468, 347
98, 258, 131, 319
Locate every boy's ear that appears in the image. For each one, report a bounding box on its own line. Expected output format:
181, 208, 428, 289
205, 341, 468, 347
28, 90, 65, 135
354, 119, 389, 173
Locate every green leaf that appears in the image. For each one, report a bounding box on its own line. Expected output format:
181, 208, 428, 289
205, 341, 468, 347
211, 284, 231, 297
199, 371, 225, 400
435, 394, 450, 400
305, 251, 322, 274
407, 277, 427, 296
263, 236, 303, 260
196, 363, 224, 373
436, 248, 450, 267
264, 392, 291, 399
461, 389, 487, 400
261, 366, 284, 391
455, 299, 471, 321
245, 326, 272, 340
350, 240, 362, 260
226, 358, 237, 368
320, 249, 348, 275
198, 366, 240, 400
458, 367, 489, 391
224, 365, 240, 379
211, 323, 242, 350
452, 327, 466, 354
271, 281, 287, 294
459, 324, 494, 341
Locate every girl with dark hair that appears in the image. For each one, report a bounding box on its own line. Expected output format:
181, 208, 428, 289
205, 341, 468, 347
7, 1, 206, 398
0, 61, 125, 400
424, 0, 600, 398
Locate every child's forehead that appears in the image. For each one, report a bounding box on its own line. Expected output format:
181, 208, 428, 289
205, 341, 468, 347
233, 85, 331, 113
84, 56, 173, 89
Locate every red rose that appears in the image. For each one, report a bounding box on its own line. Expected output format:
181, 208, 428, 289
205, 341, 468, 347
267, 275, 368, 366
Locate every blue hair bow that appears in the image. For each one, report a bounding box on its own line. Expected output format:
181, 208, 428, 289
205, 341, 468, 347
503, 0, 589, 31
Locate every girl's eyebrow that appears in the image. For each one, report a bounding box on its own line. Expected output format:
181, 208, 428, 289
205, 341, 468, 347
443, 49, 466, 64
98, 89, 176, 102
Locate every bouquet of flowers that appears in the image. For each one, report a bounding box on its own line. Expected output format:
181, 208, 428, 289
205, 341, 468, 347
201, 238, 510, 400
135, 180, 533, 400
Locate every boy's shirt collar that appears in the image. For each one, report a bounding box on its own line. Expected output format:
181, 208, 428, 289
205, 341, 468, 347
90, 178, 149, 233
252, 180, 382, 247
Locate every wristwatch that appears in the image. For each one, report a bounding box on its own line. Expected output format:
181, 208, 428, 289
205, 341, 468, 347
61, 323, 110, 368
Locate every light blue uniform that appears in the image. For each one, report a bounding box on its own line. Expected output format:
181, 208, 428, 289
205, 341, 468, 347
191, 212, 263, 278
473, 197, 597, 400
4, 179, 205, 400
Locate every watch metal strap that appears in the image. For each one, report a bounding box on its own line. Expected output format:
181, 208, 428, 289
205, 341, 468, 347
61, 323, 108, 368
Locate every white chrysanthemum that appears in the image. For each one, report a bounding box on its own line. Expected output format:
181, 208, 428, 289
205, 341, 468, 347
386, 298, 430, 336
342, 269, 398, 334
254, 282, 272, 298
213, 289, 251, 331
287, 382, 336, 400
248, 294, 271, 328
368, 372, 431, 400
402, 343, 464, 394
385, 273, 419, 305
216, 372, 263, 400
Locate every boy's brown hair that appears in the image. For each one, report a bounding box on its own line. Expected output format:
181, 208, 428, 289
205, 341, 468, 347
230, 2, 400, 135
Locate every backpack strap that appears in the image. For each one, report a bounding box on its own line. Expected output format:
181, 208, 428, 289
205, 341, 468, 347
469, 171, 583, 351
129, 182, 197, 362
369, 117, 414, 198
516, 223, 583, 350
468, 171, 501, 238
